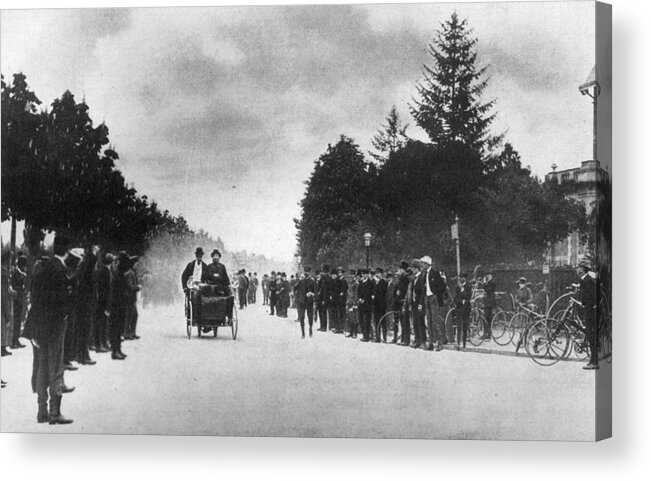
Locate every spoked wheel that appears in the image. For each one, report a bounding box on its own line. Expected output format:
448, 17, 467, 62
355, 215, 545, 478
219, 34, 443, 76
185, 296, 193, 340
376, 311, 399, 343
569, 328, 590, 362
525, 318, 571, 366
231, 305, 239, 340
491, 310, 511, 345
468, 308, 485, 346
445, 308, 457, 344
509, 312, 529, 348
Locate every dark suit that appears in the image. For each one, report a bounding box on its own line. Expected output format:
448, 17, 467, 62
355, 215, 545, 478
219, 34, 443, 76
206, 261, 230, 295
454, 282, 472, 347
412, 273, 426, 347
335, 277, 348, 333
394, 274, 410, 343
316, 277, 329, 330
373, 278, 388, 341
93, 263, 111, 349
579, 274, 598, 365
424, 268, 447, 347
483, 278, 496, 338
31, 257, 69, 417
268, 278, 277, 315
294, 277, 316, 334
357, 279, 374, 340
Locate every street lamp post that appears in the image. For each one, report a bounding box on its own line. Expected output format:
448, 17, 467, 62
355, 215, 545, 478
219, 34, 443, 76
364, 232, 372, 270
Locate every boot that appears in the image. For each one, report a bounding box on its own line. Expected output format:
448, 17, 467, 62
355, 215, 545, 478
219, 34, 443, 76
37, 402, 48, 423
309, 326, 313, 338
301, 326, 305, 339
1, 346, 12, 356
48, 396, 73, 425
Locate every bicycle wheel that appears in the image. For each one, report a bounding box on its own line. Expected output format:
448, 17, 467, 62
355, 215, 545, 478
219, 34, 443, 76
525, 317, 571, 366
491, 310, 512, 346
568, 325, 589, 361
509, 312, 529, 348
445, 307, 457, 344
468, 308, 485, 346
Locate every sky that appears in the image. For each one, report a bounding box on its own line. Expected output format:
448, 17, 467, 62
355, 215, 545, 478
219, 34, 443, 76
0, 1, 596, 262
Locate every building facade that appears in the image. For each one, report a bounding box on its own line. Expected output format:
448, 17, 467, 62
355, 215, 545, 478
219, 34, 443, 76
545, 159, 609, 266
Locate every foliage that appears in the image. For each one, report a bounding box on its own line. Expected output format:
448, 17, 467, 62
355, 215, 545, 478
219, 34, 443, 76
410, 13, 500, 157
369, 106, 409, 164
294, 135, 376, 268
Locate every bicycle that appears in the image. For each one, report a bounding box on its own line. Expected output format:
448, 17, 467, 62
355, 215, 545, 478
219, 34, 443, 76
523, 297, 588, 366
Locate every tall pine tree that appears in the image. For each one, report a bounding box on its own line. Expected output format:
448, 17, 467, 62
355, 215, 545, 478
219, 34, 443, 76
410, 13, 499, 156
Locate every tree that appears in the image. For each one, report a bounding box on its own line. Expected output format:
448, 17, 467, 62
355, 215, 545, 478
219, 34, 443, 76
410, 13, 499, 156
369, 106, 409, 163
1, 73, 42, 250
295, 135, 375, 267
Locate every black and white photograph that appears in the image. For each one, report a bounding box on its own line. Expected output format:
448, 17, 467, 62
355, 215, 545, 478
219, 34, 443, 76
1, 0, 612, 443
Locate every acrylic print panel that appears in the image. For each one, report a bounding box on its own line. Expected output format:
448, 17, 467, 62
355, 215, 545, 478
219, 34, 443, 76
0, 1, 611, 440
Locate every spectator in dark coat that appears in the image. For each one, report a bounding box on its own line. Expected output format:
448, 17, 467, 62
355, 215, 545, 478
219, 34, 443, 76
372, 268, 388, 342
92, 253, 113, 352
109, 252, 131, 360
11, 254, 28, 349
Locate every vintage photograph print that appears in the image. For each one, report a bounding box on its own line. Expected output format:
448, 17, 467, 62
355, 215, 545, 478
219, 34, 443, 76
1, 1, 611, 440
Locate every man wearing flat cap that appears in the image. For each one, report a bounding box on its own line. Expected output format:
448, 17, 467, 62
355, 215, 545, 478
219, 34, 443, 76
576, 261, 599, 369
206, 249, 230, 296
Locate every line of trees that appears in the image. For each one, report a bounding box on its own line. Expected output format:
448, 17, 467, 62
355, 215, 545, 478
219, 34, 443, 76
295, 13, 588, 271
1, 72, 286, 305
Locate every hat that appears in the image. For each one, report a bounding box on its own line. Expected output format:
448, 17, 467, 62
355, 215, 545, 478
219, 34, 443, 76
281, 272, 287, 277
53, 235, 70, 249
399, 260, 410, 270
386, 272, 394, 278
356, 269, 362, 277
375, 267, 384, 274
330, 268, 338, 275
271, 271, 276, 275
68, 248, 85, 260
420, 255, 432, 265
361, 268, 369, 275
211, 249, 221, 258
322, 264, 330, 272
459, 272, 467, 279
349, 269, 356, 275
304, 266, 312, 273
337, 266, 344, 272
315, 269, 321, 275
129, 255, 139, 266
517, 277, 527, 283
103, 253, 115, 265
195, 247, 204, 256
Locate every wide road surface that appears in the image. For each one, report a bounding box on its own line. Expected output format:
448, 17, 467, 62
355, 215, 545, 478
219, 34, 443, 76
1, 301, 596, 439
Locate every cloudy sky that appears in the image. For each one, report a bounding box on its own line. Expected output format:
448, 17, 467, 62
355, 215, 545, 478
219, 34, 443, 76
1, 1, 595, 262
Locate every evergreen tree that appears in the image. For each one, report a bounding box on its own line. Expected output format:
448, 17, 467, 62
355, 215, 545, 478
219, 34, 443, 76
295, 135, 374, 267
369, 106, 409, 163
410, 13, 499, 156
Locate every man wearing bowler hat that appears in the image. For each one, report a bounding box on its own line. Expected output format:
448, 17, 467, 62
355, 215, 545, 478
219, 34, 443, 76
29, 235, 74, 424
181, 247, 210, 290
206, 249, 230, 296
293, 267, 316, 338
